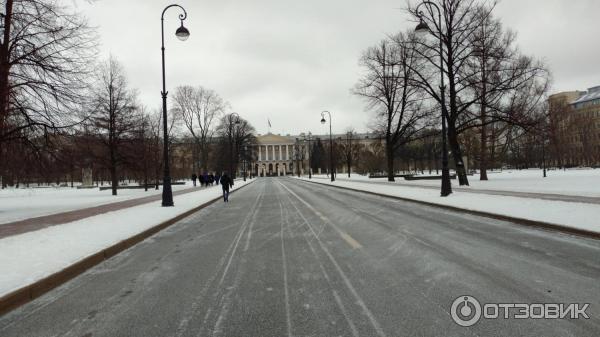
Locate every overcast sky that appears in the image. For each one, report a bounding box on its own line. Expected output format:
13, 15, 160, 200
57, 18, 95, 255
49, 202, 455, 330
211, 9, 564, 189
78, 0, 600, 135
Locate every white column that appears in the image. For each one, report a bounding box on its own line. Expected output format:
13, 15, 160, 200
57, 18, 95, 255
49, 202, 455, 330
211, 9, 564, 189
259, 146, 262, 161
285, 145, 289, 161
279, 145, 282, 161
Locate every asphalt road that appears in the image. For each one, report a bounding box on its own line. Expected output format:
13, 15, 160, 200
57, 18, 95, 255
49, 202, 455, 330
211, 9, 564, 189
1, 178, 600, 337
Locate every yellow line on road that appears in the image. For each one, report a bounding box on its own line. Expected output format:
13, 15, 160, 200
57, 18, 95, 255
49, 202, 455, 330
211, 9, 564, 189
278, 180, 363, 250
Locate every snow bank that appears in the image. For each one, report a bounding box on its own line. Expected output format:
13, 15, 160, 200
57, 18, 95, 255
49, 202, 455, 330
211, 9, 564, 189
298, 177, 600, 235
0, 180, 251, 297
312, 169, 600, 197
0, 183, 193, 225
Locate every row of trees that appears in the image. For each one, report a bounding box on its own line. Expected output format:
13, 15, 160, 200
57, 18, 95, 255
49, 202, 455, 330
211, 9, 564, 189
0, 0, 256, 193
354, 0, 550, 184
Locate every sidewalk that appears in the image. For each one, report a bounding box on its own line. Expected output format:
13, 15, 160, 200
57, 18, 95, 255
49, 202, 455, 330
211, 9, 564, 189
0, 179, 254, 302
313, 176, 600, 205
0, 184, 219, 239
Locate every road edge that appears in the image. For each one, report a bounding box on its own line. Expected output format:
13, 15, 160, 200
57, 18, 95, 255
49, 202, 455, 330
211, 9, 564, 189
0, 180, 255, 316
295, 178, 600, 240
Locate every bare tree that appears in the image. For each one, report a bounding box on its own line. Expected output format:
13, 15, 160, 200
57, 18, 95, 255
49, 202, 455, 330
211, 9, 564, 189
0, 0, 97, 155
88, 57, 139, 195
354, 33, 430, 181
172, 85, 226, 173
406, 0, 549, 185
214, 114, 256, 178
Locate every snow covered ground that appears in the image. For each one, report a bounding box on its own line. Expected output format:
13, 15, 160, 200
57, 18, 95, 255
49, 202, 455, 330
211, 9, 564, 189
0, 180, 252, 298
0, 183, 194, 225
315, 168, 600, 197
297, 173, 600, 235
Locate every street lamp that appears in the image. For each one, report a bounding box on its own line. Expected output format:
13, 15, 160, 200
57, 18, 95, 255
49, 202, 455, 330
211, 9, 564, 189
243, 145, 247, 182
414, 1, 452, 197
229, 113, 241, 178
321, 111, 335, 182
160, 4, 190, 207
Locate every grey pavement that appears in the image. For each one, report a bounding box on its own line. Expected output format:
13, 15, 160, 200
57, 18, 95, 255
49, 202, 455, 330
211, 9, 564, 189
317, 176, 600, 205
1, 178, 600, 336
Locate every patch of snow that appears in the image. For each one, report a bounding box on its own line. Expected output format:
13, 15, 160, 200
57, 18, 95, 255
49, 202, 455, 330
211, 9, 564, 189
0, 180, 251, 297
0, 183, 194, 225
298, 177, 600, 235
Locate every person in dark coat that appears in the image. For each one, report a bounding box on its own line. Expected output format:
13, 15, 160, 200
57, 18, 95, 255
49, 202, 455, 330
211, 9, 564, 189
220, 172, 233, 202
199, 174, 205, 187
208, 173, 215, 186
191, 173, 197, 187
215, 173, 221, 186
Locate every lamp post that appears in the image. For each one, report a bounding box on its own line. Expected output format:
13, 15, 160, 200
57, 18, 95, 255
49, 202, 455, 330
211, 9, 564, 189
414, 2, 452, 197
229, 113, 241, 178
321, 111, 334, 182
160, 4, 190, 207
243, 145, 247, 181
304, 132, 312, 179
346, 131, 353, 178
295, 138, 301, 177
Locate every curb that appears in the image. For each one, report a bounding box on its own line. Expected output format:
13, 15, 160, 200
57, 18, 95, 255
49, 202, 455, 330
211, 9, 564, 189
0, 180, 255, 316
296, 178, 600, 240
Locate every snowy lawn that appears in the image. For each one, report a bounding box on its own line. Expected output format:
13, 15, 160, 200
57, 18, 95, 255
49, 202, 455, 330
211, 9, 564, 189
0, 179, 252, 297
297, 177, 600, 235
313, 168, 600, 197
0, 183, 195, 225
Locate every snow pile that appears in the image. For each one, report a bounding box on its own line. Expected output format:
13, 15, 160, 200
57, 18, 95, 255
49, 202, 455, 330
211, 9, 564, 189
0, 183, 193, 225
298, 177, 600, 235
0, 180, 251, 297
313, 169, 600, 197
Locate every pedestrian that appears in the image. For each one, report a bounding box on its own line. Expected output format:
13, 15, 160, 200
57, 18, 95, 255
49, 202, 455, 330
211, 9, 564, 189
199, 174, 205, 187
191, 173, 197, 187
215, 173, 221, 186
209, 173, 214, 186
220, 171, 233, 202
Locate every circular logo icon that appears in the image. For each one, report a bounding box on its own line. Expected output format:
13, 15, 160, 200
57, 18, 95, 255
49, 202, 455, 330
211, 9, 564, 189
451, 295, 482, 327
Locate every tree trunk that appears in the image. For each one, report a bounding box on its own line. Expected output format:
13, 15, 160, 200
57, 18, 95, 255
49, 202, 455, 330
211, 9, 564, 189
479, 114, 488, 181
386, 137, 395, 182
447, 123, 470, 186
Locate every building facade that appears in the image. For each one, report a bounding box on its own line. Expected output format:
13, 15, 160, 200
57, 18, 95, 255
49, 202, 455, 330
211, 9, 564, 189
549, 85, 600, 166
250, 132, 381, 177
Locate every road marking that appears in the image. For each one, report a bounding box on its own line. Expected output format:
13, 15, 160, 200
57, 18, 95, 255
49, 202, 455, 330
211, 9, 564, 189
278, 199, 293, 337
278, 180, 387, 337
278, 181, 363, 250
339, 232, 363, 250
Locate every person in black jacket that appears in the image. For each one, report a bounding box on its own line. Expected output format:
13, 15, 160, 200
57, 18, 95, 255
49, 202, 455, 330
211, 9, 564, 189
220, 172, 233, 202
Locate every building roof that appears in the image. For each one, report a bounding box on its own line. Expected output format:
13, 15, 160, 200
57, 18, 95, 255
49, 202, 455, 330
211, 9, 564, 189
256, 133, 295, 145
571, 86, 600, 105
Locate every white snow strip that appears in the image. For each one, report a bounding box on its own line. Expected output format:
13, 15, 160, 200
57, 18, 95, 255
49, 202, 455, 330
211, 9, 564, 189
0, 180, 251, 298
296, 177, 600, 235
0, 183, 195, 225
312, 168, 600, 197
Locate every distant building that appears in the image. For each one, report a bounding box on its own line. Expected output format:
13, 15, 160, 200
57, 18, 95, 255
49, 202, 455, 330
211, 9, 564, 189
549, 86, 600, 166
251, 132, 380, 177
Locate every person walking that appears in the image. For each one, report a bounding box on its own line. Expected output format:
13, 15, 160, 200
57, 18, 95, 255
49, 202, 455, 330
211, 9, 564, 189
191, 173, 197, 187
220, 172, 233, 202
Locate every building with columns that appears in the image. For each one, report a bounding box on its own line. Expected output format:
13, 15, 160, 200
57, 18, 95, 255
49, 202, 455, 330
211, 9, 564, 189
249, 132, 381, 177
253, 133, 308, 177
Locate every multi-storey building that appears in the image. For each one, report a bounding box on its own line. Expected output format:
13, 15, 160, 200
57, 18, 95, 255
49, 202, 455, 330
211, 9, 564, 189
548, 85, 600, 166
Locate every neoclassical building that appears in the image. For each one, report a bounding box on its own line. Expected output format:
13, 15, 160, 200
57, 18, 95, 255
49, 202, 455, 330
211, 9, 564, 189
252, 133, 308, 177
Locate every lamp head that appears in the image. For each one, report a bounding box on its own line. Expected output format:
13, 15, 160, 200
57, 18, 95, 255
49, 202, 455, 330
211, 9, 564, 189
320, 117, 326, 125
414, 18, 430, 37
175, 22, 190, 41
